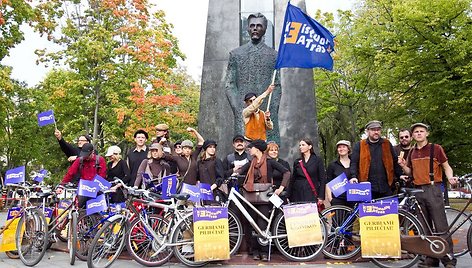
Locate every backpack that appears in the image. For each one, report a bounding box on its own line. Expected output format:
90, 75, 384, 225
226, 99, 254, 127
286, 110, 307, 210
71, 154, 101, 184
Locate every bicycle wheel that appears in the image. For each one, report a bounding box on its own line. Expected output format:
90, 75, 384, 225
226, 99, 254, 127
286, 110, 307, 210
171, 214, 209, 267
126, 214, 173, 266
16, 208, 48, 266
468, 222, 472, 258
272, 211, 327, 261
321, 205, 361, 259
76, 212, 102, 261
228, 209, 243, 255
68, 211, 78, 265
445, 207, 471, 257
87, 217, 128, 268
371, 209, 424, 268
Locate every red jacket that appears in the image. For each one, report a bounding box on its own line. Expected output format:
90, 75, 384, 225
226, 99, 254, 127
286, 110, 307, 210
61, 154, 107, 184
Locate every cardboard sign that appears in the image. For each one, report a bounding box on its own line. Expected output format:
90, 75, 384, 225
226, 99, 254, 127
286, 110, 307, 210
283, 203, 323, 247
0, 207, 22, 251
347, 182, 372, 202
359, 199, 401, 258
193, 207, 230, 261
327, 172, 349, 197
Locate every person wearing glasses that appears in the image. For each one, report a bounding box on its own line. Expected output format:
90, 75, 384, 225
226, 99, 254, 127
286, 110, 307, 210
242, 84, 274, 142
105, 145, 130, 203
394, 128, 412, 157
54, 128, 91, 163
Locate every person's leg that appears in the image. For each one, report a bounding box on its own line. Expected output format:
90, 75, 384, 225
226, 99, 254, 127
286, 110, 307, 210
257, 204, 271, 261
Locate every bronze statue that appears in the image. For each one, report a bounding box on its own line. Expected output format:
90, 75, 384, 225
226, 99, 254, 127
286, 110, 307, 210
225, 13, 281, 144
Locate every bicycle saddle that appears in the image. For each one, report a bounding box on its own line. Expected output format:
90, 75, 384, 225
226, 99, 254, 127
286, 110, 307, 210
170, 193, 191, 201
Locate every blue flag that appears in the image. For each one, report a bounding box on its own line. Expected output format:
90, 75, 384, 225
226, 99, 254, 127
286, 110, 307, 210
34, 169, 48, 183
180, 183, 201, 203
37, 110, 56, 127
77, 179, 99, 198
198, 183, 214, 201
162, 174, 178, 199
275, 2, 335, 70
327, 172, 348, 197
93, 174, 111, 191
86, 194, 108, 215
347, 182, 372, 202
5, 166, 26, 184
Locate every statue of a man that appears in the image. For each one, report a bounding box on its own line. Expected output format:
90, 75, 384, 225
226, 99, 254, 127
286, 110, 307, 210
225, 13, 281, 144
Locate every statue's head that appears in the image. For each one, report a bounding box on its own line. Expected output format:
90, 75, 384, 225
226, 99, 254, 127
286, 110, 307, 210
247, 13, 267, 44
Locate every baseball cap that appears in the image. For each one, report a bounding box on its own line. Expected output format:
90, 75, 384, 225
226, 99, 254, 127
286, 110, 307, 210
105, 145, 121, 157
232, 135, 245, 143
79, 143, 94, 157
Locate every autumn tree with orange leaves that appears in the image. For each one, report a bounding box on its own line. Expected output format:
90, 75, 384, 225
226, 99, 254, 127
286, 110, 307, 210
36, 0, 197, 150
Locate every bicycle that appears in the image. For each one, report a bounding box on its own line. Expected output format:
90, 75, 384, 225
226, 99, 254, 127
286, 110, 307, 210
87, 178, 208, 268
218, 176, 328, 262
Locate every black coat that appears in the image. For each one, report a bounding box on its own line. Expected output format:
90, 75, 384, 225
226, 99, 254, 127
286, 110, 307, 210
290, 154, 327, 202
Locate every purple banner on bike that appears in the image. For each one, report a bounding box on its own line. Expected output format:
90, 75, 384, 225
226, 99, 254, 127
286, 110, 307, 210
193, 207, 229, 261
37, 109, 56, 127
347, 182, 372, 202
327, 172, 348, 197
86, 194, 108, 215
161, 174, 178, 199
359, 200, 400, 258
34, 169, 48, 183
93, 174, 111, 191
180, 183, 201, 203
199, 183, 213, 201
78, 179, 99, 198
5, 166, 25, 184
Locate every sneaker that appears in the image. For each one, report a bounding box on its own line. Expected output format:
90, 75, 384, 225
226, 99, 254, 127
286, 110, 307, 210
182, 244, 194, 253
252, 254, 260, 261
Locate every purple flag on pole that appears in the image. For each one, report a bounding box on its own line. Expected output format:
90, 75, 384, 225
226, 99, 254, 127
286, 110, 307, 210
180, 183, 201, 203
77, 179, 99, 198
327, 172, 349, 197
86, 194, 107, 215
34, 169, 48, 183
5, 166, 26, 184
93, 174, 111, 191
347, 182, 372, 202
37, 110, 56, 127
162, 174, 177, 199
199, 183, 214, 201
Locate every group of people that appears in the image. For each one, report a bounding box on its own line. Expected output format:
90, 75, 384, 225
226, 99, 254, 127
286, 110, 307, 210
53, 119, 458, 267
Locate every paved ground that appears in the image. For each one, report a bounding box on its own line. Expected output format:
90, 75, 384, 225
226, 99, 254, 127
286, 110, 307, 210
1, 211, 471, 267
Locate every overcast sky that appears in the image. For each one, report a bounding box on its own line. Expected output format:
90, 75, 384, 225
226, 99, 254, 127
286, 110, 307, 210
1, 0, 353, 86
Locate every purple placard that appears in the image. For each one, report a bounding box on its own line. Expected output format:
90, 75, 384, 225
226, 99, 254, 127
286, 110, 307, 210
5, 166, 26, 184
360, 200, 398, 217
43, 207, 53, 219
193, 207, 228, 222
180, 183, 201, 203
86, 194, 107, 215
199, 183, 214, 201
37, 110, 55, 127
34, 169, 48, 183
77, 179, 99, 198
142, 173, 152, 182
93, 174, 111, 191
327, 172, 349, 197
59, 199, 72, 209
347, 182, 372, 202
283, 203, 318, 218
162, 174, 177, 199
7, 207, 22, 220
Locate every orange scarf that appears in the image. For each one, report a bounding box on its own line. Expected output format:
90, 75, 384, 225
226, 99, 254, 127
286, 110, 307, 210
244, 154, 269, 191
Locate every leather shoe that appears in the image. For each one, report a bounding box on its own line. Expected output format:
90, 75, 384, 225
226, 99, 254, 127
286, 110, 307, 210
260, 254, 268, 262
252, 254, 260, 261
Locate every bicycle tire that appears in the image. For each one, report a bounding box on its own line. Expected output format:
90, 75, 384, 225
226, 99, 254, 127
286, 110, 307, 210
445, 207, 471, 257
68, 211, 78, 265
228, 209, 243, 256
171, 214, 209, 267
87, 217, 128, 268
467, 222, 472, 258
126, 214, 173, 266
273, 210, 327, 261
321, 205, 361, 259
16, 208, 48, 266
370, 209, 424, 268
76, 212, 102, 261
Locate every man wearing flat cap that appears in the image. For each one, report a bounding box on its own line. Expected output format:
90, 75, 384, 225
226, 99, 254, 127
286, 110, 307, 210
153, 123, 173, 154
349, 120, 402, 199
398, 123, 457, 268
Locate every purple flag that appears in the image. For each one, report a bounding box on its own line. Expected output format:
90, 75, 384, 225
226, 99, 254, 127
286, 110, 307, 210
180, 183, 201, 203
86, 194, 107, 215
37, 110, 55, 127
77, 179, 99, 198
327, 172, 349, 197
347, 182, 372, 202
199, 183, 214, 201
93, 174, 111, 191
34, 169, 48, 183
162, 174, 177, 199
5, 166, 26, 184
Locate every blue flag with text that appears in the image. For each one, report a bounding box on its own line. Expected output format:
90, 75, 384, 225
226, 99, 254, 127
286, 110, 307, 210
37, 110, 56, 127
275, 2, 335, 70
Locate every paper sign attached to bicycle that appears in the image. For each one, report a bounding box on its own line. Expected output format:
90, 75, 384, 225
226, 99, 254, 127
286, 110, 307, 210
283, 203, 323, 247
0, 207, 22, 252
193, 207, 230, 261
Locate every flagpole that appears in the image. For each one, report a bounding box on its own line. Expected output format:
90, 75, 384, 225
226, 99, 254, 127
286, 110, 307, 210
266, 70, 277, 112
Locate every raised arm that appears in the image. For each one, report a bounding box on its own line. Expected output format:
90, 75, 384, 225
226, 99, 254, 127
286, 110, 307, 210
187, 127, 204, 146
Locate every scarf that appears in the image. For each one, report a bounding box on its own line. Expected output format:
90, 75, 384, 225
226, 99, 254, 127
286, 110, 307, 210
244, 154, 269, 191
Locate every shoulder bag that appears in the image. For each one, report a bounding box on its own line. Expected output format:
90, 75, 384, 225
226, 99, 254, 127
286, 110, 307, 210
299, 159, 325, 212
